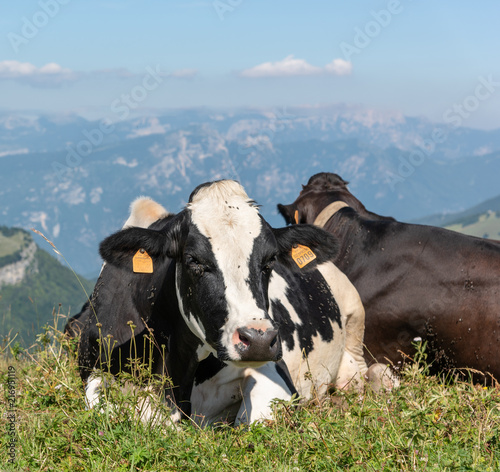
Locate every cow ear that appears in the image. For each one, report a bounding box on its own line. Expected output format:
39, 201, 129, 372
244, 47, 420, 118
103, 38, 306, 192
277, 203, 297, 226
272, 224, 338, 271
99, 213, 185, 270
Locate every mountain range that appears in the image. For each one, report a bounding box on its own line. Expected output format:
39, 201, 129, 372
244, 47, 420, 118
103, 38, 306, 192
1, 105, 500, 277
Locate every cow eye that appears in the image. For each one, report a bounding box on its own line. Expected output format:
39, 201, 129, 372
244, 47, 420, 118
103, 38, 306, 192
262, 255, 277, 274
185, 255, 206, 277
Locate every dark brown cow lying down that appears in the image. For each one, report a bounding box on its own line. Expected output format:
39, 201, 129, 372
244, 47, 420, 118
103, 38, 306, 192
278, 172, 500, 383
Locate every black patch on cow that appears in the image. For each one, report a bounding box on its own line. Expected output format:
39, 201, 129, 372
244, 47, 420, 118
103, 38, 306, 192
270, 298, 295, 351
72, 212, 209, 418
245, 220, 280, 314
75, 251, 179, 381
193, 354, 227, 386
270, 264, 341, 357
176, 223, 232, 358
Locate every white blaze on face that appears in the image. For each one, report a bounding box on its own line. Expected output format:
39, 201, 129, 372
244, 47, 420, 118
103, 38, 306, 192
188, 181, 275, 359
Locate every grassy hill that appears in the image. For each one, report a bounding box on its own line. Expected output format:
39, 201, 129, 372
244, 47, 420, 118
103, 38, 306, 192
413, 193, 500, 240
0, 226, 30, 267
445, 210, 500, 239
0, 227, 94, 345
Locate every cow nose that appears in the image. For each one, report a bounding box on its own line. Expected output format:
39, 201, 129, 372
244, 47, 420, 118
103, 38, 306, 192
235, 327, 280, 362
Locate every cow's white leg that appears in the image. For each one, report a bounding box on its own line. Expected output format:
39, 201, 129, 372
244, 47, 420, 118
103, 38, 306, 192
84, 372, 117, 413
235, 362, 294, 425
336, 351, 363, 391
132, 385, 169, 425
85, 372, 103, 409
317, 262, 368, 389
85, 371, 181, 427
190, 363, 244, 426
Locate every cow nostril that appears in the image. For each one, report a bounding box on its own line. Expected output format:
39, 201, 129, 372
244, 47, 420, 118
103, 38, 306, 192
239, 333, 250, 346
235, 326, 280, 360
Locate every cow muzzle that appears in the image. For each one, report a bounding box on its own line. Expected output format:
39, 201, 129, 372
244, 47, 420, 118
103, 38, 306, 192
233, 326, 281, 362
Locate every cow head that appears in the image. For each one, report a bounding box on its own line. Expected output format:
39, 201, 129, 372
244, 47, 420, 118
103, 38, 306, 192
278, 172, 366, 225
100, 180, 338, 367
278, 172, 396, 225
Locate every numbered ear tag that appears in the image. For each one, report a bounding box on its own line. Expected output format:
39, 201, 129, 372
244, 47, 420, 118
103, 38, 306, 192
291, 244, 316, 268
294, 210, 299, 224
133, 249, 153, 273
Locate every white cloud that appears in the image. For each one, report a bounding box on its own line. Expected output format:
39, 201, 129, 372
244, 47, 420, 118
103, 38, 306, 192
53, 223, 61, 239
90, 187, 103, 204
0, 148, 29, 158
241, 55, 320, 78
0, 60, 79, 87
62, 185, 86, 205
114, 157, 139, 167
0, 61, 198, 87
26, 211, 49, 233
324, 58, 352, 76
240, 55, 352, 78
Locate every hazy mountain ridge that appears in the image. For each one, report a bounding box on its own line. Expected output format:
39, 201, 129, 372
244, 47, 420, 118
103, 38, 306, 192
3, 106, 500, 159
413, 193, 500, 227
413, 193, 500, 240
1, 107, 500, 276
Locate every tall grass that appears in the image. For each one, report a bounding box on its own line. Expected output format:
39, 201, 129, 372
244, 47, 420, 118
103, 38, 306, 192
1, 313, 499, 472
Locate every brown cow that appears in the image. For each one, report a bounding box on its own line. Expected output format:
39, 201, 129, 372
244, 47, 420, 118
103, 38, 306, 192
278, 172, 500, 383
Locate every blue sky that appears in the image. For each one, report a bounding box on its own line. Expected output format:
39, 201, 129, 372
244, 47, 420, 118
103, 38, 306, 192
1, 0, 499, 128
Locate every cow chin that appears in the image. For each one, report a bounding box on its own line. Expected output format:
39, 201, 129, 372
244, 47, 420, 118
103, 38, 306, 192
216, 343, 283, 366
229, 360, 274, 369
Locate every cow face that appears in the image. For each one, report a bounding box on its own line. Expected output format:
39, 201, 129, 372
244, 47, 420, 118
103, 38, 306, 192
100, 181, 338, 366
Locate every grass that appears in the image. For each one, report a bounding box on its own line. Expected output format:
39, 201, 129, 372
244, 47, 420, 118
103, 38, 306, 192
1, 315, 499, 472
0, 231, 25, 259
0, 228, 30, 268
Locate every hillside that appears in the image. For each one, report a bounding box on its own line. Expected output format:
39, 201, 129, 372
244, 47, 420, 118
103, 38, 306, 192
0, 227, 94, 345
445, 211, 500, 239
414, 194, 500, 239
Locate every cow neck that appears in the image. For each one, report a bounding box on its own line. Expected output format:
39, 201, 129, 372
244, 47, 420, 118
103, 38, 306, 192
313, 201, 349, 228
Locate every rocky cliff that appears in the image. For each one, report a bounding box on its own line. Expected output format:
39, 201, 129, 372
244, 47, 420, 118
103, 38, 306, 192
0, 240, 38, 288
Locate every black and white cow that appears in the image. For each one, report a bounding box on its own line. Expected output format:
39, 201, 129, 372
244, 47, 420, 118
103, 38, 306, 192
278, 172, 500, 382
72, 180, 384, 426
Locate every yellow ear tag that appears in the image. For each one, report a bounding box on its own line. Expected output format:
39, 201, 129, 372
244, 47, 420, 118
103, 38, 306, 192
291, 244, 316, 268
294, 210, 299, 224
133, 249, 153, 274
